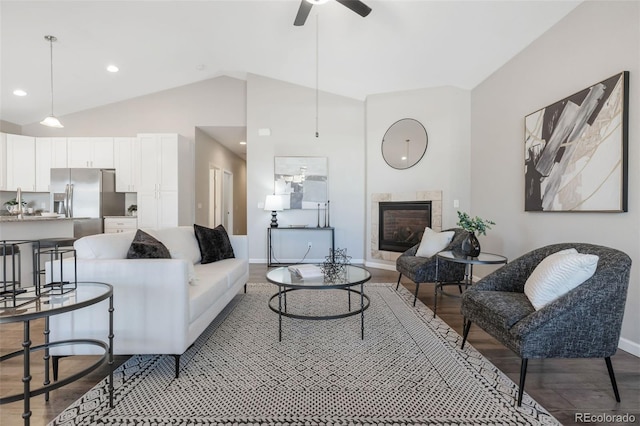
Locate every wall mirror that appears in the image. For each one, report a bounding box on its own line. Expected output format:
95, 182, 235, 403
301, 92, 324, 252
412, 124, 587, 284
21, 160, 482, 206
381, 118, 428, 170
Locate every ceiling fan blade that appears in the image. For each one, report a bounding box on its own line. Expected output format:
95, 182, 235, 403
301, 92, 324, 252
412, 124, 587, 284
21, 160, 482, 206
335, 0, 372, 18
294, 0, 313, 26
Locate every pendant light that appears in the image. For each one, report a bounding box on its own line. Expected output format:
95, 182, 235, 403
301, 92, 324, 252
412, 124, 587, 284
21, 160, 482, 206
40, 35, 63, 128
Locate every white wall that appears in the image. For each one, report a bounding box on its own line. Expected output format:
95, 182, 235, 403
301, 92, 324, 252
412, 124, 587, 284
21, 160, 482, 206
471, 1, 640, 354
21, 76, 246, 139
246, 74, 365, 264
365, 86, 471, 268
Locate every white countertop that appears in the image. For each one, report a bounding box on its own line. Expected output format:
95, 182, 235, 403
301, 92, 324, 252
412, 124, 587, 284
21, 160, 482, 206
0, 215, 79, 223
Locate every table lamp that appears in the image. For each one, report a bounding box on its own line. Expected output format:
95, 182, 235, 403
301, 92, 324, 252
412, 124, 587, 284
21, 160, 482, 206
264, 195, 284, 227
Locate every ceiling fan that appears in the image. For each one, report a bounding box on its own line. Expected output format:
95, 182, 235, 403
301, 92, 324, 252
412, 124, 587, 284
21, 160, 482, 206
294, 0, 372, 26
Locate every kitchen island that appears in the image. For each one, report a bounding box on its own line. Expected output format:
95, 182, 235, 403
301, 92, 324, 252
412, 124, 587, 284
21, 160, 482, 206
0, 216, 75, 288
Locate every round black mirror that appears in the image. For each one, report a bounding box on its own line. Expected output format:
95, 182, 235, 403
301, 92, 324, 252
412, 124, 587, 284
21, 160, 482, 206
381, 118, 428, 169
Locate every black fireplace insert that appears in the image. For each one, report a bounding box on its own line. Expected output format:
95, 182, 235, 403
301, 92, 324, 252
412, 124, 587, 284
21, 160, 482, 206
378, 201, 431, 252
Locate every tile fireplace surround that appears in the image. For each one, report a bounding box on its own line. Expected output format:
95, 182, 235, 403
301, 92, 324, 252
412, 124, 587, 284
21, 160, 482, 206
371, 191, 442, 262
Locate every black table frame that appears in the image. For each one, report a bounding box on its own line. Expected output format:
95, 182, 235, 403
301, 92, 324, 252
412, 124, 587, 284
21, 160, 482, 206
266, 265, 371, 341
0, 282, 114, 426
433, 251, 507, 317
267, 227, 335, 267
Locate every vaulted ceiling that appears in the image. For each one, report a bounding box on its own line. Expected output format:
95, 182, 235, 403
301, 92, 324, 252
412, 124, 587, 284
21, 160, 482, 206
1, 0, 580, 128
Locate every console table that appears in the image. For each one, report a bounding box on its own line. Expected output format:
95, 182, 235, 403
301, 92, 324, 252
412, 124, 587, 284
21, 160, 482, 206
0, 282, 114, 426
267, 226, 335, 267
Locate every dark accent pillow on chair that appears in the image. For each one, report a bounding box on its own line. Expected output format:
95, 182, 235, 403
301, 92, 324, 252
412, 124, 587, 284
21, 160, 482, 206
193, 224, 235, 264
126, 229, 171, 259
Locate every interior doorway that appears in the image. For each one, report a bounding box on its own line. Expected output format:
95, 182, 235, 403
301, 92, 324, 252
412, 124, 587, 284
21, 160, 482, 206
223, 170, 233, 232
209, 166, 234, 233
209, 166, 222, 228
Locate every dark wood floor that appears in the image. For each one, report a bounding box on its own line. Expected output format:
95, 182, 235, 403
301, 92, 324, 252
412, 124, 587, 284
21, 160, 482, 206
1, 264, 638, 426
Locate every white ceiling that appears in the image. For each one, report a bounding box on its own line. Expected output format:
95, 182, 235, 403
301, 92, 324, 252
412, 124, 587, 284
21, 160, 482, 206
1, 0, 581, 157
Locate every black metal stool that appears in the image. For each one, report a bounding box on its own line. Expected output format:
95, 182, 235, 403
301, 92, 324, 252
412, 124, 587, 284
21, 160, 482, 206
1, 242, 21, 297
33, 237, 77, 288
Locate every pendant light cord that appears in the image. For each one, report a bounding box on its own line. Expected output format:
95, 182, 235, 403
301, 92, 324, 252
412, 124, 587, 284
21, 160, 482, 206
315, 14, 319, 138
49, 37, 54, 114
45, 35, 56, 116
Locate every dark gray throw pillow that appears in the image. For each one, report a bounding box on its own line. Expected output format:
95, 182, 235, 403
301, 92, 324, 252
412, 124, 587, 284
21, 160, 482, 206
126, 229, 171, 259
193, 224, 235, 264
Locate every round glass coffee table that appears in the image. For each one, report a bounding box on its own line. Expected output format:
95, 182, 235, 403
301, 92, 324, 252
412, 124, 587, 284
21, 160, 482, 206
266, 265, 371, 341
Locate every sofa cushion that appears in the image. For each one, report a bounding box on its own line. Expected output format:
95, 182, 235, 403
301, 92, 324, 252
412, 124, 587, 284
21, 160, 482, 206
74, 231, 136, 259
193, 224, 235, 264
145, 226, 201, 264
126, 230, 171, 259
188, 272, 229, 323
463, 290, 535, 329
524, 248, 599, 310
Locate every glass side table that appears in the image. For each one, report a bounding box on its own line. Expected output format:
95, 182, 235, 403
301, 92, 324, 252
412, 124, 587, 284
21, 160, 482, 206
433, 250, 507, 317
0, 282, 114, 426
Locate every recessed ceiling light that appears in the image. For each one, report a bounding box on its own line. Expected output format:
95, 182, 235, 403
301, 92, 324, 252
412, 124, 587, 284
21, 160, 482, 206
13, 89, 27, 96
106, 65, 119, 73
239, 141, 247, 145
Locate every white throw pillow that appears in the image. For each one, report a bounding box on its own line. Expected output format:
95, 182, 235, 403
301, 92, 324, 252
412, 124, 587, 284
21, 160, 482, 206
415, 227, 454, 258
524, 248, 599, 310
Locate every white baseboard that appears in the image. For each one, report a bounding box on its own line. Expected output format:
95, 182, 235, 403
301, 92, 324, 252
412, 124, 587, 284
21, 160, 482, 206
364, 261, 396, 271
618, 337, 640, 357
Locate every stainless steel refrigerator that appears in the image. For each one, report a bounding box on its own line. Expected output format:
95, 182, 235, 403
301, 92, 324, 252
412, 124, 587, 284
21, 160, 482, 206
50, 169, 125, 238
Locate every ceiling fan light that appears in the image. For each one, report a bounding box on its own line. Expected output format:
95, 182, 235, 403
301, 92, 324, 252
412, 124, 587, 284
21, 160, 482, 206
40, 115, 64, 128
306, 0, 330, 4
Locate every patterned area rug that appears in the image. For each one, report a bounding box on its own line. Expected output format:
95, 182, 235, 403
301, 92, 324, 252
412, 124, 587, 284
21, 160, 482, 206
50, 283, 559, 425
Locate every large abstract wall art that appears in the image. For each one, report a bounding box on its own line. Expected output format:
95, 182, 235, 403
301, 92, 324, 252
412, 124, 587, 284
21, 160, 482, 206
524, 71, 628, 212
274, 156, 328, 209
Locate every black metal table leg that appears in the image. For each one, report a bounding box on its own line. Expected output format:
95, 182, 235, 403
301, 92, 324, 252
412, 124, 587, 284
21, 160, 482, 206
108, 294, 114, 408
43, 317, 50, 402
278, 286, 282, 342
22, 321, 32, 426
360, 283, 364, 340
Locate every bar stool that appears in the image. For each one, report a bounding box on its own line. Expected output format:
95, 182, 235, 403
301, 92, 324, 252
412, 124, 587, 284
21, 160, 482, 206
33, 237, 77, 288
1, 242, 21, 296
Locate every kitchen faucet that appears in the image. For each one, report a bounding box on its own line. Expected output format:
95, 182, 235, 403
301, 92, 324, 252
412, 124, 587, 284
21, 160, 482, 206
16, 187, 22, 218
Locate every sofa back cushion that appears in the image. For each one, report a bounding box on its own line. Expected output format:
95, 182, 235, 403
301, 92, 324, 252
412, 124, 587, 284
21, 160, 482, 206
74, 231, 136, 259
144, 226, 202, 264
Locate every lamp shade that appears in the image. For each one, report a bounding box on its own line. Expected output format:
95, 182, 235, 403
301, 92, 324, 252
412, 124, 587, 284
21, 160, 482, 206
40, 115, 64, 128
264, 195, 283, 211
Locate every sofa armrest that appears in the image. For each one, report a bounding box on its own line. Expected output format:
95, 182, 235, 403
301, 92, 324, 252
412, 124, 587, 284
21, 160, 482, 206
46, 258, 192, 355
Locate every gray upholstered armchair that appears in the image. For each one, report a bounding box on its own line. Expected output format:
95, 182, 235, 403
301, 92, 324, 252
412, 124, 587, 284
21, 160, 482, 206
396, 228, 467, 307
460, 243, 632, 406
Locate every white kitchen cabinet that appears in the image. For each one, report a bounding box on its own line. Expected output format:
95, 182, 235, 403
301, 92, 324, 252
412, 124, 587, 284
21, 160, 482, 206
67, 137, 114, 168
136, 133, 193, 229
104, 216, 137, 234
114, 137, 139, 192
6, 134, 36, 191
35, 137, 67, 192
0, 133, 6, 190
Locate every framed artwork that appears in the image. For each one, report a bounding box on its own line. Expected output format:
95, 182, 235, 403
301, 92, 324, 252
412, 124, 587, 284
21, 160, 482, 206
524, 71, 629, 212
274, 156, 328, 209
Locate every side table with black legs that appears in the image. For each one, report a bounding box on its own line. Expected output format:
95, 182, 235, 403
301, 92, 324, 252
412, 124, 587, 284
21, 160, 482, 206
433, 251, 507, 317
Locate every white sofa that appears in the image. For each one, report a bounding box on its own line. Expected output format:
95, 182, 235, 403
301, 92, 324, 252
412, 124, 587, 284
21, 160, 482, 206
47, 226, 248, 377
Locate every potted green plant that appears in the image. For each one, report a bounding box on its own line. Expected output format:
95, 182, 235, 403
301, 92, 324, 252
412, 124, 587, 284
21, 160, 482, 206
456, 211, 495, 257
4, 198, 27, 214
127, 204, 138, 217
